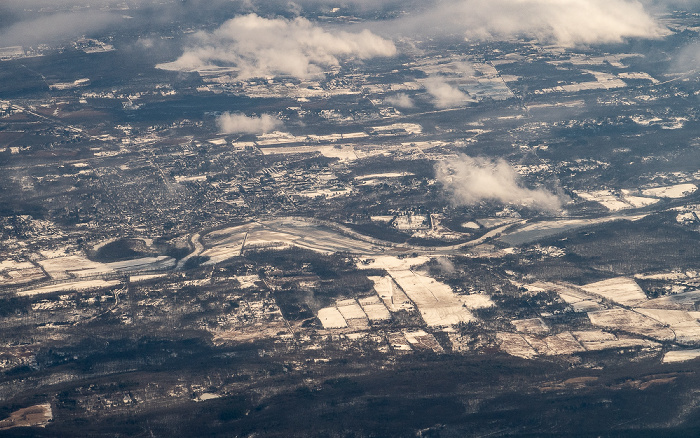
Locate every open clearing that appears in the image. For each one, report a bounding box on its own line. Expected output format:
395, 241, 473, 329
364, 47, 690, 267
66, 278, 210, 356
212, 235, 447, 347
358, 296, 391, 321
368, 275, 414, 312
317, 307, 348, 329
512, 318, 549, 335
363, 256, 489, 327
639, 290, 700, 310
587, 309, 675, 341
635, 309, 700, 345
572, 330, 660, 351
663, 349, 700, 363
498, 214, 646, 246
496, 333, 538, 359
18, 279, 121, 297
403, 329, 444, 353
201, 219, 385, 264
581, 277, 647, 307
38, 255, 175, 280
642, 183, 697, 199
532, 281, 604, 312
0, 403, 52, 431
336, 299, 368, 321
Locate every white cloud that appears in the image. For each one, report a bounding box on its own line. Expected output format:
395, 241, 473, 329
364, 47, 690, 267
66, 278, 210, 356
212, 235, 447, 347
217, 113, 283, 134
384, 93, 414, 108
435, 155, 566, 212
423, 77, 472, 108
0, 11, 121, 46
670, 41, 700, 76
159, 13, 396, 79
388, 0, 670, 47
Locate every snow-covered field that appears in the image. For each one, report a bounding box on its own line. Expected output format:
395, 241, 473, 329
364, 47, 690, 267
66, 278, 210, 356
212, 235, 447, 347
639, 290, 700, 310
368, 275, 414, 312
581, 277, 647, 307
358, 296, 391, 321
18, 279, 121, 297
587, 309, 675, 341
496, 332, 538, 359
498, 331, 586, 358
662, 349, 700, 363
318, 307, 348, 329
129, 273, 168, 283
512, 318, 549, 335
38, 254, 175, 280
201, 219, 384, 264
636, 309, 700, 345
642, 183, 697, 199
336, 299, 368, 321
403, 329, 444, 353
498, 215, 646, 246
364, 256, 481, 327
572, 330, 659, 351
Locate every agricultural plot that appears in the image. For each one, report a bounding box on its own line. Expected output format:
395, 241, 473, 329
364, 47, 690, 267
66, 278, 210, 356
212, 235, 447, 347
662, 349, 700, 363
337, 299, 369, 330
587, 309, 675, 341
107, 256, 175, 272
533, 281, 603, 312
460, 294, 494, 310
38, 255, 109, 279
512, 318, 549, 335
386, 268, 475, 326
622, 195, 660, 208
572, 330, 660, 351
0, 260, 35, 271
581, 277, 648, 307
497, 215, 646, 246
364, 257, 492, 326
542, 332, 586, 355
129, 273, 168, 283
202, 219, 384, 264
574, 189, 661, 211
535, 70, 626, 94
18, 279, 121, 297
639, 290, 700, 310
1, 267, 46, 286
634, 271, 689, 281
635, 309, 700, 345
317, 307, 348, 329
358, 296, 391, 321
575, 190, 635, 211
496, 332, 538, 359
368, 275, 414, 313
0, 403, 52, 431
317, 293, 392, 330
642, 183, 697, 199
402, 330, 444, 353
38, 254, 175, 280
318, 307, 348, 329
520, 335, 549, 355
336, 299, 368, 320
507, 332, 585, 356
387, 332, 412, 352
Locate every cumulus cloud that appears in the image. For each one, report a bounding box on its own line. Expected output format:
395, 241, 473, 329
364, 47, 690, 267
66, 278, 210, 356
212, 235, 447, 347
423, 77, 472, 108
388, 0, 670, 47
435, 155, 566, 212
159, 13, 396, 79
217, 113, 283, 134
384, 93, 414, 108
